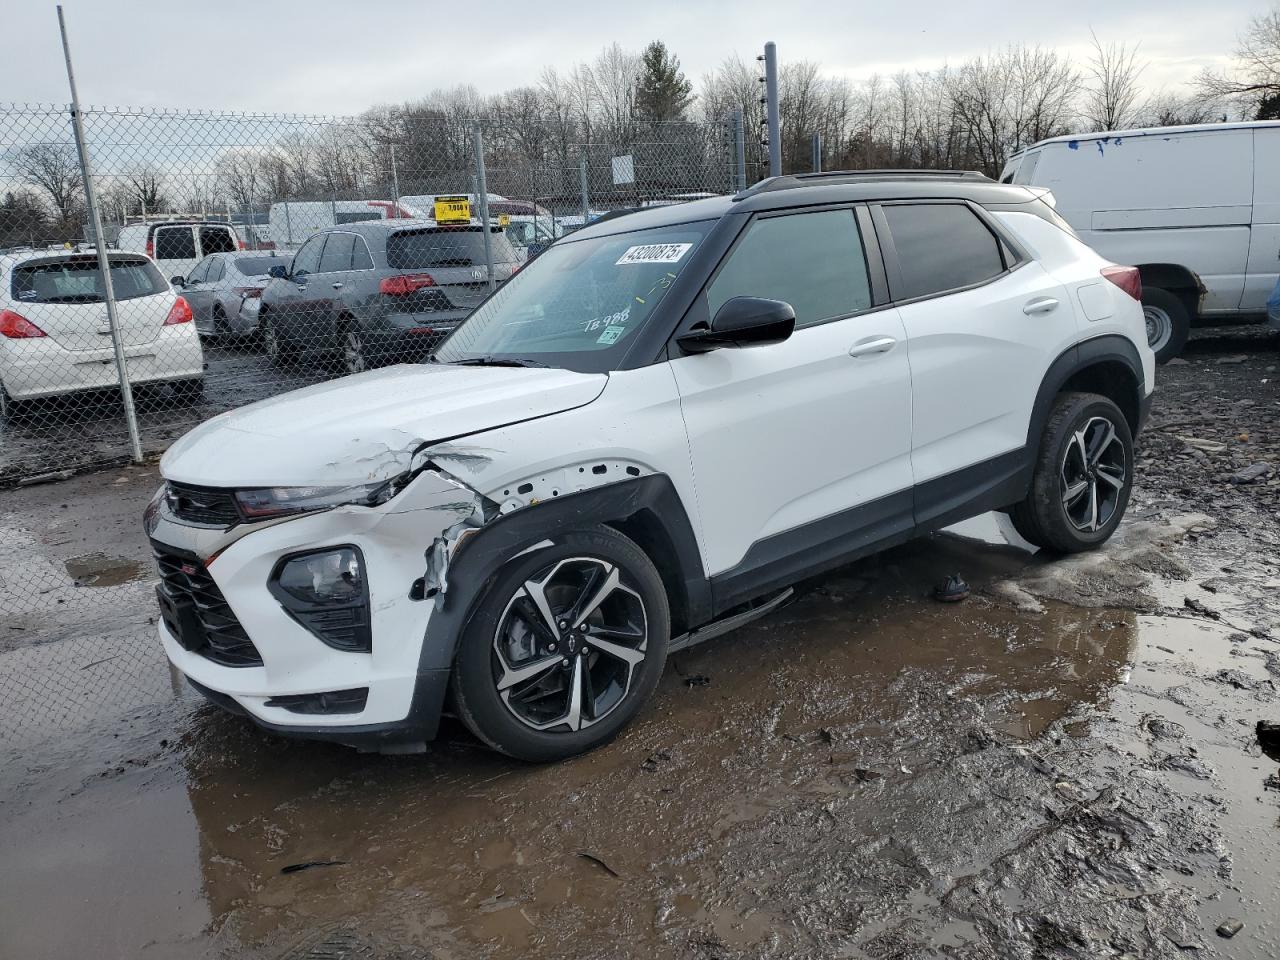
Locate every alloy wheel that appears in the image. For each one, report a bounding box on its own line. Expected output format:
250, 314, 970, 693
1060, 415, 1127, 532
1143, 304, 1173, 354
492, 557, 648, 733
343, 328, 367, 375
262, 317, 279, 361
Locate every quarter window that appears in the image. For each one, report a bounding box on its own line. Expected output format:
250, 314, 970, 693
707, 210, 872, 328
882, 204, 1006, 300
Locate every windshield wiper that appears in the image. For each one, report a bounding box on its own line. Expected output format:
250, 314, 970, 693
446, 355, 550, 369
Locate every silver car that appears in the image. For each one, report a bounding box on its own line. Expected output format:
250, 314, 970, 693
174, 252, 289, 338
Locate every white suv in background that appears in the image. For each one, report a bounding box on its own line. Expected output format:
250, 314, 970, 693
146, 171, 1154, 762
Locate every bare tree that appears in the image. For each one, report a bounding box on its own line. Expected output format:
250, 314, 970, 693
122, 164, 170, 213
1082, 31, 1146, 131
216, 148, 265, 213
8, 142, 83, 227
1197, 5, 1280, 113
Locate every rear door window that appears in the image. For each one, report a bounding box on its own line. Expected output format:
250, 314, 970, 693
351, 238, 374, 270
707, 209, 872, 328
882, 203, 1006, 301
207, 258, 226, 282
12, 256, 166, 303
199, 226, 237, 255
155, 226, 196, 261
318, 233, 356, 273
187, 257, 212, 282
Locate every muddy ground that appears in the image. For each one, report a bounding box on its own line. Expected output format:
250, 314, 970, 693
1, 327, 1278, 960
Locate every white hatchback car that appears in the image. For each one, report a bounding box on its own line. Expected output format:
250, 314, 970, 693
148, 172, 1154, 762
0, 249, 204, 415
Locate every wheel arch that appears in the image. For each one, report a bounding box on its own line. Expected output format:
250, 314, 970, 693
1135, 263, 1204, 314
418, 474, 710, 674
1028, 335, 1147, 447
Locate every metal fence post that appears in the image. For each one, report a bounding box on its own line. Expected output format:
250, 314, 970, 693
578, 151, 590, 225
764, 41, 782, 178
732, 106, 747, 191
57, 5, 142, 463
811, 133, 823, 172
472, 124, 496, 294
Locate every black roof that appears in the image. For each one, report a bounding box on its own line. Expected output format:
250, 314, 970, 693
571, 172, 1049, 241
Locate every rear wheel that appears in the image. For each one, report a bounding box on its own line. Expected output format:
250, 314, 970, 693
1009, 392, 1133, 553
211, 304, 228, 336
339, 323, 368, 376
1141, 287, 1190, 363
450, 526, 670, 762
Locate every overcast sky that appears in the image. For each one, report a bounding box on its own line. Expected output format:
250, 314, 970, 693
7, 0, 1263, 115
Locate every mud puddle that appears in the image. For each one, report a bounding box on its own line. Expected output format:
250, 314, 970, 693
4, 515, 1276, 960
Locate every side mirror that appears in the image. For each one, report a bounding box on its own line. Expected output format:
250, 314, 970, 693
267, 264, 289, 279
677, 297, 796, 354
170, 275, 185, 286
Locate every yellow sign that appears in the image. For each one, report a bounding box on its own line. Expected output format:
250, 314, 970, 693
498, 213, 511, 227
434, 196, 471, 224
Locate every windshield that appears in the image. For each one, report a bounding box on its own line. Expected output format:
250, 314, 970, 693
11, 255, 166, 303
436, 221, 712, 371
386, 227, 518, 268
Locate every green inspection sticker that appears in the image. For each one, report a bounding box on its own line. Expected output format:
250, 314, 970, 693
597, 325, 625, 345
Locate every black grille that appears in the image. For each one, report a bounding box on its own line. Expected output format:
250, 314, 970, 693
166, 482, 241, 527
153, 543, 263, 667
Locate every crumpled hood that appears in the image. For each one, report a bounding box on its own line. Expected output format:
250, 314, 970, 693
161, 364, 608, 488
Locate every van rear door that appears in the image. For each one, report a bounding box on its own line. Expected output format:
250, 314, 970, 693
1244, 126, 1280, 312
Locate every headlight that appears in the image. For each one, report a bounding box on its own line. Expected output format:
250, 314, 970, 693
268, 546, 371, 652
235, 481, 397, 520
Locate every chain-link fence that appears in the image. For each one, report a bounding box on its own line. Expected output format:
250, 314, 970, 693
0, 99, 744, 744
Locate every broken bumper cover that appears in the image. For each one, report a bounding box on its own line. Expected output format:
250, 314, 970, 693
150, 467, 483, 749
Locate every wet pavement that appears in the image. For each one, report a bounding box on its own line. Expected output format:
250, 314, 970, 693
0, 338, 326, 488
0, 327, 1278, 959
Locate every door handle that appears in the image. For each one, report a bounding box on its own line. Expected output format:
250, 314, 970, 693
1023, 297, 1059, 316
331, 282, 344, 290
848, 336, 897, 357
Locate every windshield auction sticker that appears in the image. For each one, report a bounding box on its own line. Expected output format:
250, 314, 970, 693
616, 243, 692, 266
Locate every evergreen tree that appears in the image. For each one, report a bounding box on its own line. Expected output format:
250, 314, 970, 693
633, 41, 694, 122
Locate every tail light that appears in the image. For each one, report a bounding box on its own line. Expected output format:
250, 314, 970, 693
380, 274, 436, 296
164, 297, 194, 326
238, 238, 246, 250
234, 286, 262, 299
0, 309, 47, 339
145, 237, 154, 259
1101, 265, 1141, 302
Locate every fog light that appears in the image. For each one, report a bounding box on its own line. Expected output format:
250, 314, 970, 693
269, 546, 371, 652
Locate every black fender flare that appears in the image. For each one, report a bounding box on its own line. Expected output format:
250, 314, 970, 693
416, 473, 710, 673
1026, 334, 1147, 448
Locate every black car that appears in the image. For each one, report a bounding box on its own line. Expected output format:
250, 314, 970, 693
258, 220, 522, 373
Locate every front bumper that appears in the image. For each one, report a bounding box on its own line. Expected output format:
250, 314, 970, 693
149, 468, 483, 748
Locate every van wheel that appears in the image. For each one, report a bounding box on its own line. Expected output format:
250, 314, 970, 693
1141, 287, 1189, 363
1009, 392, 1133, 553
450, 526, 670, 762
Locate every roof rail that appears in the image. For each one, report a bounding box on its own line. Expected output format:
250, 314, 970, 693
735, 168, 992, 198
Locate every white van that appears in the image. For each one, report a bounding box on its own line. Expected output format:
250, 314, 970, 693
116, 220, 242, 284
1002, 121, 1280, 361
267, 200, 409, 248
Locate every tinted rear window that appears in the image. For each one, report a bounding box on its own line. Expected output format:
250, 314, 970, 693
386, 228, 517, 269
883, 204, 1006, 300
11, 256, 167, 303
200, 226, 237, 254
234, 256, 287, 275
155, 227, 196, 260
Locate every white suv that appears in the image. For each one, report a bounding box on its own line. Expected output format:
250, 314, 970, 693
146, 172, 1155, 762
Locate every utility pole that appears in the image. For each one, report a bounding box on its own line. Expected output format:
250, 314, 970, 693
758, 42, 781, 178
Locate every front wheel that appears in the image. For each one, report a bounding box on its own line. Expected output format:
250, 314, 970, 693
261, 313, 296, 369
450, 526, 670, 762
1009, 392, 1134, 553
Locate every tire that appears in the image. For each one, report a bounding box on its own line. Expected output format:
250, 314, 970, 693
450, 525, 670, 762
0, 380, 15, 420
339, 322, 368, 376
261, 313, 297, 370
1141, 287, 1190, 363
172, 378, 204, 404
1009, 392, 1134, 554
211, 304, 228, 337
